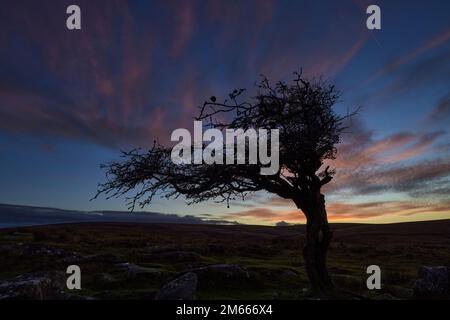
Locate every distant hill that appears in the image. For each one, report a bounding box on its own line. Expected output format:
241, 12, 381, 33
0, 203, 235, 228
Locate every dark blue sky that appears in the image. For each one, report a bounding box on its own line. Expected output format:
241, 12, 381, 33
0, 0, 449, 224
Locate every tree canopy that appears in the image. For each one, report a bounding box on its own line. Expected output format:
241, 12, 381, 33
94, 71, 355, 212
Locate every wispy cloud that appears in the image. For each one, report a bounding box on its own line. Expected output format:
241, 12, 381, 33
0, 1, 449, 222
366, 28, 450, 84
427, 92, 450, 124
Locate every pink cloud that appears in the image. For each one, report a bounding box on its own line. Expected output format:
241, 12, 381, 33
170, 1, 196, 57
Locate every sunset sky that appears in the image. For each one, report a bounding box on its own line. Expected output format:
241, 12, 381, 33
0, 0, 449, 225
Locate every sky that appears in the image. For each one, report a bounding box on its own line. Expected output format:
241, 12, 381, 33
0, 0, 449, 225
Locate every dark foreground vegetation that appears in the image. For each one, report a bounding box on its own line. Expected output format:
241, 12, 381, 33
0, 220, 450, 299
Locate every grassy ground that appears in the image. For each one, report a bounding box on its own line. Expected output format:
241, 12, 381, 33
1, 220, 449, 299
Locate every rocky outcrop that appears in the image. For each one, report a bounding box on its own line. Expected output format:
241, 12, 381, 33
155, 272, 198, 300
155, 264, 250, 300
116, 262, 163, 278
0, 271, 65, 300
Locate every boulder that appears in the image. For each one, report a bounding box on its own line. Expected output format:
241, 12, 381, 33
280, 269, 299, 279
116, 262, 163, 278
0, 271, 65, 300
414, 266, 450, 298
155, 272, 197, 300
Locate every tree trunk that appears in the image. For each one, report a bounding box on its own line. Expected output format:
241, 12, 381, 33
299, 193, 334, 295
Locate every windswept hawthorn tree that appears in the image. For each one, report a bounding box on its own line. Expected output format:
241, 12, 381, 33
95, 71, 357, 294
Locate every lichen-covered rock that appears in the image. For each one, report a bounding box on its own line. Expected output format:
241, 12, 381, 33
155, 272, 197, 300
116, 262, 163, 278
0, 271, 65, 300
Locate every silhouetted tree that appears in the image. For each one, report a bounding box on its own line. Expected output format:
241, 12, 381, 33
94, 71, 357, 294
